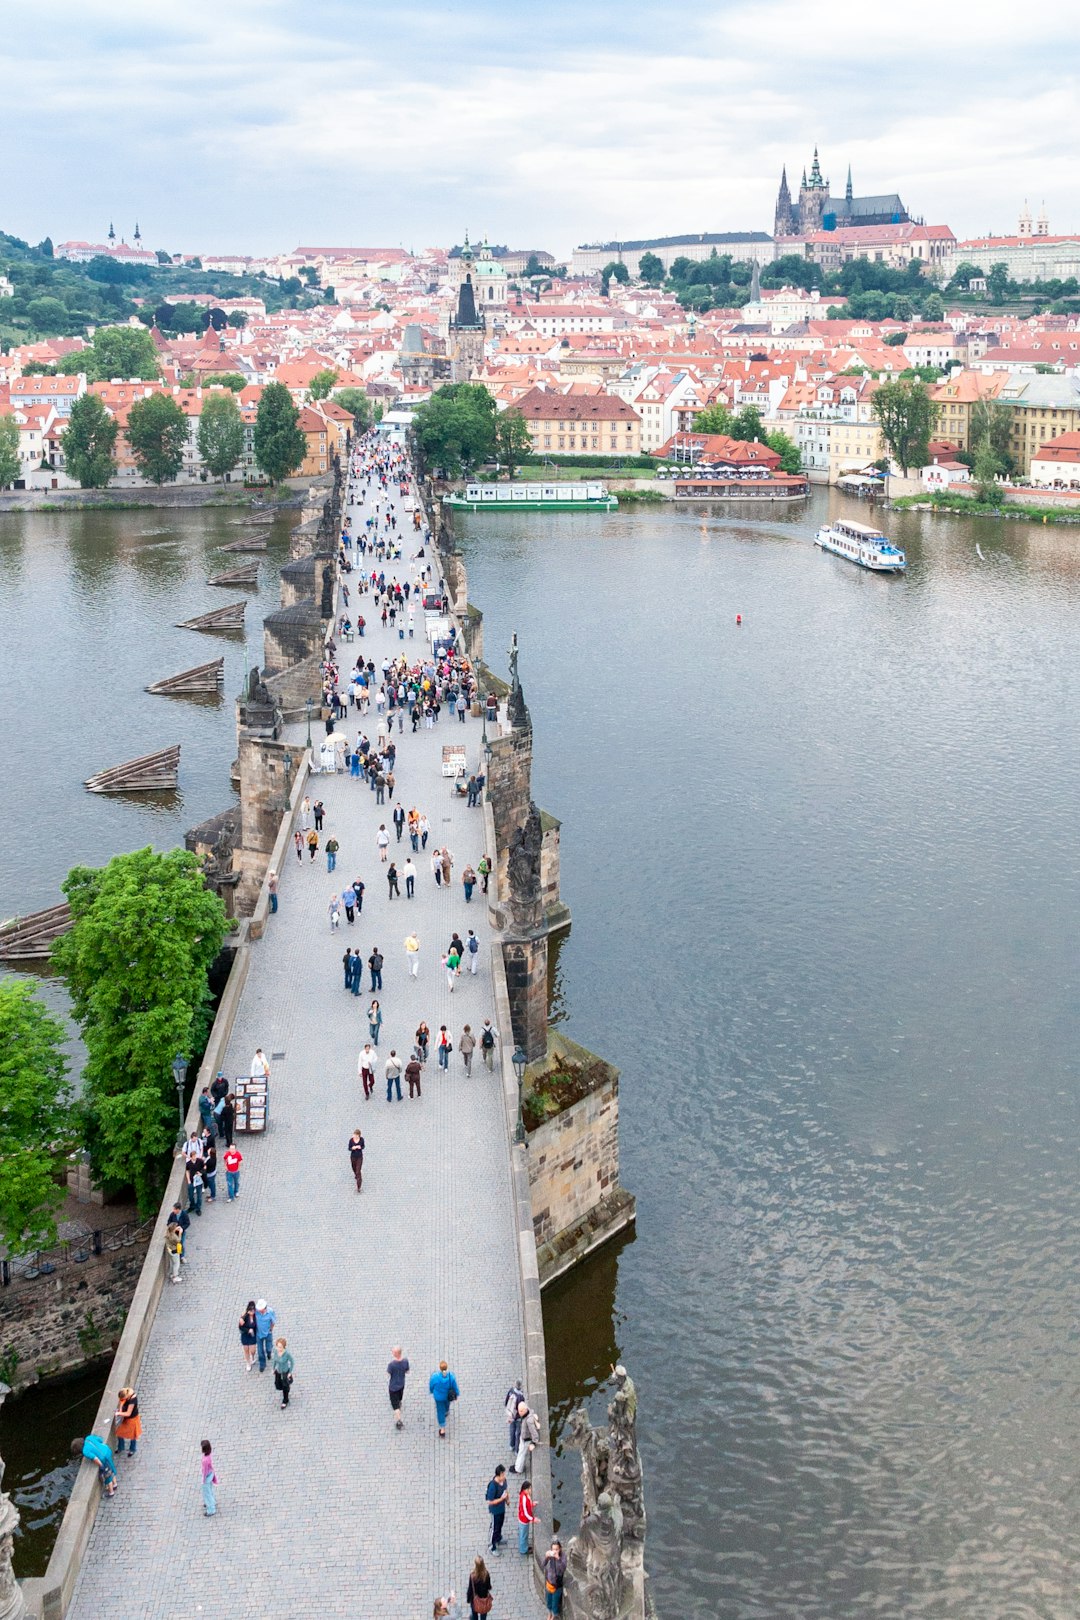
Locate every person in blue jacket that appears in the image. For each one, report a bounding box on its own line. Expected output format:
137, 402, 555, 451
428, 1360, 460, 1438
72, 1433, 117, 1495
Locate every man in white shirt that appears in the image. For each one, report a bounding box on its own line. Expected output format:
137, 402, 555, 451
251, 1049, 270, 1082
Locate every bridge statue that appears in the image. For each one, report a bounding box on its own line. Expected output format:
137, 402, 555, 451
563, 1365, 647, 1620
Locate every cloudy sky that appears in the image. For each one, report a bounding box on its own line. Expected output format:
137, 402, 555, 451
6, 0, 1078, 256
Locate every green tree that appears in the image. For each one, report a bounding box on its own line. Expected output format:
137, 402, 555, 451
891, 295, 915, 321
0, 415, 20, 489
987, 263, 1010, 305
335, 388, 372, 432
730, 406, 765, 442
871, 379, 938, 475
413, 382, 496, 476
765, 430, 801, 474
127, 392, 188, 484
972, 442, 1005, 501
54, 325, 160, 383
226, 311, 248, 328
921, 292, 946, 322
61, 392, 118, 488
25, 296, 71, 335
197, 390, 245, 482
493, 408, 533, 479
52, 848, 228, 1213
693, 403, 732, 435
970, 396, 1015, 473
637, 252, 665, 286
253, 380, 305, 483
948, 261, 981, 291
308, 368, 338, 401
203, 372, 246, 392
0, 981, 73, 1253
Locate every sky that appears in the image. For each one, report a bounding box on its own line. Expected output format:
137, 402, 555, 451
5, 0, 1079, 257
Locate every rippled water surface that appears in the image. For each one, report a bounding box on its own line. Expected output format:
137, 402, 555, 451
462, 490, 1080, 1620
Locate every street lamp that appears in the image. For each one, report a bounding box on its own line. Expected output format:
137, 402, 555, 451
171, 1054, 188, 1151
305, 696, 313, 750
512, 1046, 528, 1145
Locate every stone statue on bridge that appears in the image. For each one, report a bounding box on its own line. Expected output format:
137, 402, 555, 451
563, 1364, 647, 1620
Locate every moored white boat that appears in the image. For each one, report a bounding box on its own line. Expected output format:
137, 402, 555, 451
814, 519, 906, 572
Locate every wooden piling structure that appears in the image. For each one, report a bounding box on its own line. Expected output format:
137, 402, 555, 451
208, 563, 259, 587
146, 658, 225, 697
176, 602, 246, 633
0, 903, 72, 961
84, 744, 180, 794
219, 537, 268, 553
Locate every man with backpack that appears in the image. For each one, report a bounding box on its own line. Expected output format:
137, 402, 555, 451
481, 1020, 497, 1070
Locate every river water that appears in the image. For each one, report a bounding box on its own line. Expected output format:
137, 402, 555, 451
459, 489, 1080, 1620
3, 491, 1079, 1612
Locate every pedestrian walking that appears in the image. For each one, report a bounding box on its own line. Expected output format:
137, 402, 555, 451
437, 1025, 452, 1070
307, 828, 319, 861
441, 848, 453, 886
467, 931, 480, 974
404, 931, 421, 977
351, 948, 364, 995
480, 1021, 497, 1070
514, 1402, 541, 1475
478, 855, 491, 894
300, 796, 312, 832
444, 945, 461, 990
416, 1022, 431, 1062
342, 883, 356, 924
403, 858, 416, 897
326, 836, 339, 873
486, 1465, 509, 1553
223, 1144, 242, 1201
467, 1556, 493, 1618
406, 1050, 423, 1098
432, 848, 443, 886
460, 1025, 476, 1075
273, 1339, 294, 1409
200, 1440, 217, 1516
419, 814, 431, 849
369, 947, 384, 991
165, 1220, 183, 1282
238, 1301, 258, 1370
353, 876, 365, 915
505, 1378, 525, 1453
385, 1050, 403, 1101
408, 808, 420, 850
313, 799, 325, 831
220, 1093, 236, 1148
294, 831, 303, 864
462, 865, 477, 903
393, 803, 406, 842
387, 862, 400, 899
254, 1299, 276, 1371
329, 894, 341, 930
542, 1541, 566, 1613
251, 1049, 271, 1083
358, 1042, 378, 1099
186, 1153, 204, 1217
388, 1346, 409, 1429
517, 1478, 536, 1556
72, 1434, 117, 1497
368, 1000, 382, 1045
377, 825, 390, 861
169, 1201, 190, 1262
268, 869, 278, 913
429, 1360, 459, 1437
114, 1388, 141, 1458
348, 1128, 365, 1191
204, 1142, 217, 1202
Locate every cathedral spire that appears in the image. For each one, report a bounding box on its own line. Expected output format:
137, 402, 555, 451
108, 220, 115, 242
845, 164, 853, 202
134, 220, 141, 242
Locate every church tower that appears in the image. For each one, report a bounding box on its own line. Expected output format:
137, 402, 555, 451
797, 147, 830, 234
1037, 202, 1049, 237
448, 270, 486, 382
774, 165, 795, 238
1019, 200, 1033, 238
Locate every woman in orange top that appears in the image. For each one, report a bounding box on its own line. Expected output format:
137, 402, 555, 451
114, 1387, 142, 1457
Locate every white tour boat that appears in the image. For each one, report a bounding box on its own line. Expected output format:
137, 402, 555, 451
814, 519, 906, 572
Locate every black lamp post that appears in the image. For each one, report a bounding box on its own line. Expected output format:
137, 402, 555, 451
305, 697, 313, 750
512, 1045, 528, 1145
171, 1054, 188, 1150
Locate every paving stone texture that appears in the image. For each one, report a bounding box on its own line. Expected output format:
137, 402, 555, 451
67, 464, 539, 1619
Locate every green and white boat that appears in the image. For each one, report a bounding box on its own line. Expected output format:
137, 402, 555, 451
448, 480, 617, 512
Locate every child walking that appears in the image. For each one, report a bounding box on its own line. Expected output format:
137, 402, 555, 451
201, 1439, 217, 1516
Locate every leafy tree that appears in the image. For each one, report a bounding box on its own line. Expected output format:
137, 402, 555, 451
37, 236, 54, 258
693, 403, 732, 435
0, 981, 73, 1253
884, 330, 908, 346
730, 405, 765, 442
62, 393, 118, 488
0, 415, 20, 488
493, 408, 533, 478
762, 253, 820, 292
127, 392, 189, 483
203, 372, 246, 392
637, 251, 664, 286
891, 295, 915, 321
987, 263, 1010, 305
921, 292, 945, 322
155, 249, 172, 265
335, 388, 372, 431
900, 364, 945, 383
970, 396, 1015, 473
197, 390, 245, 481
253, 380, 305, 483
308, 368, 338, 401
54, 324, 160, 383
973, 442, 1005, 502
53, 848, 228, 1213
948, 261, 981, 292
871, 379, 938, 474
226, 311, 248, 328
26, 296, 71, 335
153, 302, 175, 329
413, 382, 496, 476
605, 261, 629, 284
765, 430, 801, 474
160, 301, 208, 335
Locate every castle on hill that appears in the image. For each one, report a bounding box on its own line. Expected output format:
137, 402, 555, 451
774, 149, 910, 238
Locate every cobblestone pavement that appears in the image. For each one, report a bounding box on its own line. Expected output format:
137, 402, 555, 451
68, 466, 539, 1619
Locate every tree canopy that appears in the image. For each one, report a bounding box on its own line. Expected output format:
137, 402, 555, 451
253, 381, 305, 483
197, 389, 245, 481
493, 408, 533, 479
871, 379, 938, 474
308, 368, 338, 401
52, 848, 228, 1212
637, 252, 665, 287
126, 392, 188, 483
693, 403, 732, 435
335, 388, 372, 432
62, 392, 118, 488
0, 981, 73, 1253
413, 383, 497, 476
765, 430, 801, 474
0, 415, 20, 489
54, 324, 160, 383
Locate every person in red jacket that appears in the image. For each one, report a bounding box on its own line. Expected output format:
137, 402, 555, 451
223, 1144, 242, 1201
517, 1477, 536, 1556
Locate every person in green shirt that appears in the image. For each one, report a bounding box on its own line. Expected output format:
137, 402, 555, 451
273, 1338, 295, 1408
326, 836, 340, 873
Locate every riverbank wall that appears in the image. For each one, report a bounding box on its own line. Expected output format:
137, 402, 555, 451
0, 477, 327, 515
